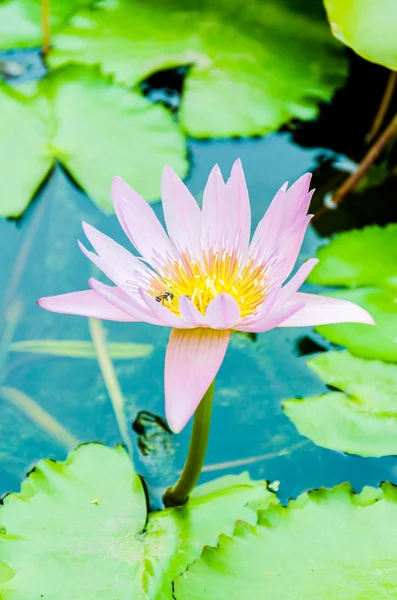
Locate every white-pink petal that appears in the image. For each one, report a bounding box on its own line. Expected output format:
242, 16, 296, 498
271, 214, 313, 282
225, 159, 251, 254
88, 278, 159, 324
112, 176, 175, 264
179, 295, 207, 327
165, 328, 230, 433
78, 240, 148, 291
161, 166, 202, 257
285, 173, 312, 208
206, 293, 240, 329
277, 292, 376, 327
249, 184, 287, 262
275, 258, 319, 307
138, 289, 187, 328
201, 164, 227, 249
82, 221, 148, 277
235, 301, 304, 333
37, 290, 136, 321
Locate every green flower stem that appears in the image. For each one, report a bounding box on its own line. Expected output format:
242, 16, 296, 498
163, 380, 215, 507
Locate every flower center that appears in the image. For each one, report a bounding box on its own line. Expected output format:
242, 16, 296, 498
148, 249, 269, 318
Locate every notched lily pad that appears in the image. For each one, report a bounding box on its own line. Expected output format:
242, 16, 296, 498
283, 351, 397, 457
308, 224, 397, 362
49, 0, 347, 138
0, 443, 277, 599
0, 65, 187, 217
174, 482, 397, 599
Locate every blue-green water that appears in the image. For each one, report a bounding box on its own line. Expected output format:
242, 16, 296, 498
1, 129, 396, 505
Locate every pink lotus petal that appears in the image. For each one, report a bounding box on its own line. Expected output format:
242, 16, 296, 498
206, 293, 240, 329
271, 214, 313, 282
165, 328, 230, 432
138, 289, 187, 328
292, 190, 314, 223
275, 258, 319, 307
112, 176, 175, 263
88, 278, 159, 324
82, 221, 148, 276
179, 295, 206, 327
201, 164, 227, 249
249, 184, 287, 261
286, 173, 312, 206
78, 240, 146, 290
249, 173, 313, 266
37, 290, 136, 321
235, 285, 280, 328
161, 166, 202, 257
278, 292, 376, 327
225, 159, 251, 254
78, 240, 117, 283
235, 300, 304, 332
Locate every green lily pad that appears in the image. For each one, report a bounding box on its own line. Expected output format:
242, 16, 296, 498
48, 0, 347, 138
0, 0, 93, 50
309, 224, 397, 290
316, 287, 397, 362
0, 82, 53, 218
283, 350, 397, 456
0, 443, 277, 599
0, 66, 187, 217
174, 482, 397, 599
308, 350, 397, 412
324, 0, 397, 69
308, 225, 397, 362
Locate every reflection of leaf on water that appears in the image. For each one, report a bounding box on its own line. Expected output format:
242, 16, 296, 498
0, 385, 78, 449
88, 318, 133, 456
0, 65, 187, 217
10, 339, 154, 359
0, 444, 277, 599
283, 351, 397, 457
308, 224, 397, 362
175, 483, 397, 599
49, 0, 347, 138
132, 410, 176, 486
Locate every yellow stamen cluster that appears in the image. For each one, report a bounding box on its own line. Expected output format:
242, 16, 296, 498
149, 249, 269, 318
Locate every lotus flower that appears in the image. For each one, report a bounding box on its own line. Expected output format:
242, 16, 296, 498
38, 161, 374, 432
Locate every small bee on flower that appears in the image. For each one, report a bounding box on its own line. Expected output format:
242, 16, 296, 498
155, 292, 174, 305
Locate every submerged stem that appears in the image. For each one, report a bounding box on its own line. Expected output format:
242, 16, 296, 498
313, 111, 397, 222
163, 380, 215, 507
41, 0, 51, 56
366, 71, 397, 143
89, 318, 133, 457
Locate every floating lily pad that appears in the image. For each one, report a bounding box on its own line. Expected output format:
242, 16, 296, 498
0, 82, 52, 217
174, 482, 397, 599
324, 0, 397, 69
308, 225, 397, 362
0, 66, 187, 217
0, 0, 92, 50
49, 0, 347, 138
309, 224, 397, 289
0, 443, 276, 599
316, 287, 397, 362
283, 351, 397, 456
